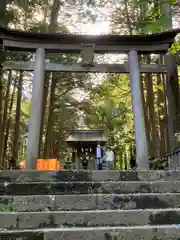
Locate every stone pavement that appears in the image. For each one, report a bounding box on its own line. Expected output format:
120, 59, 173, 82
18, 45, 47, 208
1, 170, 180, 239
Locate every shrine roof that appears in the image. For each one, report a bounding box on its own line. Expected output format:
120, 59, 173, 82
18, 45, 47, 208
0, 26, 179, 46
66, 129, 108, 143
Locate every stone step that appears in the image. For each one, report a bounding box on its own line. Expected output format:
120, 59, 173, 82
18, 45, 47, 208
1, 209, 180, 229
1, 225, 180, 240
1, 170, 180, 183
1, 193, 180, 212
0, 181, 180, 195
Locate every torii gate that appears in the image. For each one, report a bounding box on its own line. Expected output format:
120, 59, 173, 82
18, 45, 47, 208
0, 27, 179, 170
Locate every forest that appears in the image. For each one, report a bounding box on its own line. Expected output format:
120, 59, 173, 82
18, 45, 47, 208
0, 0, 180, 169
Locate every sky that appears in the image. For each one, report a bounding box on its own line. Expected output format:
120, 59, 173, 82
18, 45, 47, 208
68, 21, 110, 35
61, 3, 125, 101
62, 1, 112, 35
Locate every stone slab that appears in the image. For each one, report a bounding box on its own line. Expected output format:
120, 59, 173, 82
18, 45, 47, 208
43, 226, 180, 240
1, 181, 180, 195
0, 231, 44, 240
1, 226, 180, 240
0, 212, 17, 229
1, 193, 180, 211
2, 209, 180, 229
1, 170, 180, 182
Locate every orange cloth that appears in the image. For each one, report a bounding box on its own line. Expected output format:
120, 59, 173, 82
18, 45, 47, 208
20, 159, 60, 170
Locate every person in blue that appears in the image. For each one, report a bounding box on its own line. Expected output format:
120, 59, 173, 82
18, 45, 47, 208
96, 143, 103, 170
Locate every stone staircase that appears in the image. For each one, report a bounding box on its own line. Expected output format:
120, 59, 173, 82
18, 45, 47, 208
1, 170, 180, 239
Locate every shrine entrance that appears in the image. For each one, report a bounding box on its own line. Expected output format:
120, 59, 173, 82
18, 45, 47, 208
66, 129, 107, 170
1, 27, 179, 170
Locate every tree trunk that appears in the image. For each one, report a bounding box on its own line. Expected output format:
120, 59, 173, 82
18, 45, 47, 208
141, 74, 151, 155
38, 75, 50, 157
119, 151, 123, 170
162, 72, 169, 153
0, 1, 12, 166
38, 0, 62, 157
124, 153, 128, 170
0, 0, 7, 127
12, 71, 23, 166
162, 0, 178, 152
165, 54, 180, 151
43, 74, 57, 158
159, 55, 169, 155
157, 73, 167, 157
3, 75, 17, 166
48, 0, 61, 33
124, 0, 133, 35
145, 56, 158, 157
0, 68, 4, 142
0, 70, 12, 167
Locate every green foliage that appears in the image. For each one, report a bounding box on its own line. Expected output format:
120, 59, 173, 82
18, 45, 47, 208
84, 74, 134, 167
156, 82, 164, 91
171, 36, 180, 55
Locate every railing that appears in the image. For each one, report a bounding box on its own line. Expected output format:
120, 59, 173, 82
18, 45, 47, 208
167, 148, 180, 169
149, 147, 180, 170
149, 156, 168, 170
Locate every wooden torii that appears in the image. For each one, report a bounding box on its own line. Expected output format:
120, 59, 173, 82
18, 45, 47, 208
0, 27, 179, 170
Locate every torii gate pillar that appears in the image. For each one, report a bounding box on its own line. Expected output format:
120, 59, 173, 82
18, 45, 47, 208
128, 50, 149, 170
26, 48, 45, 169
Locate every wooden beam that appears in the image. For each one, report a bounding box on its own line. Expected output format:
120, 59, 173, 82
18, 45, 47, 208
3, 61, 167, 73
3, 39, 169, 53
3, 62, 35, 71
